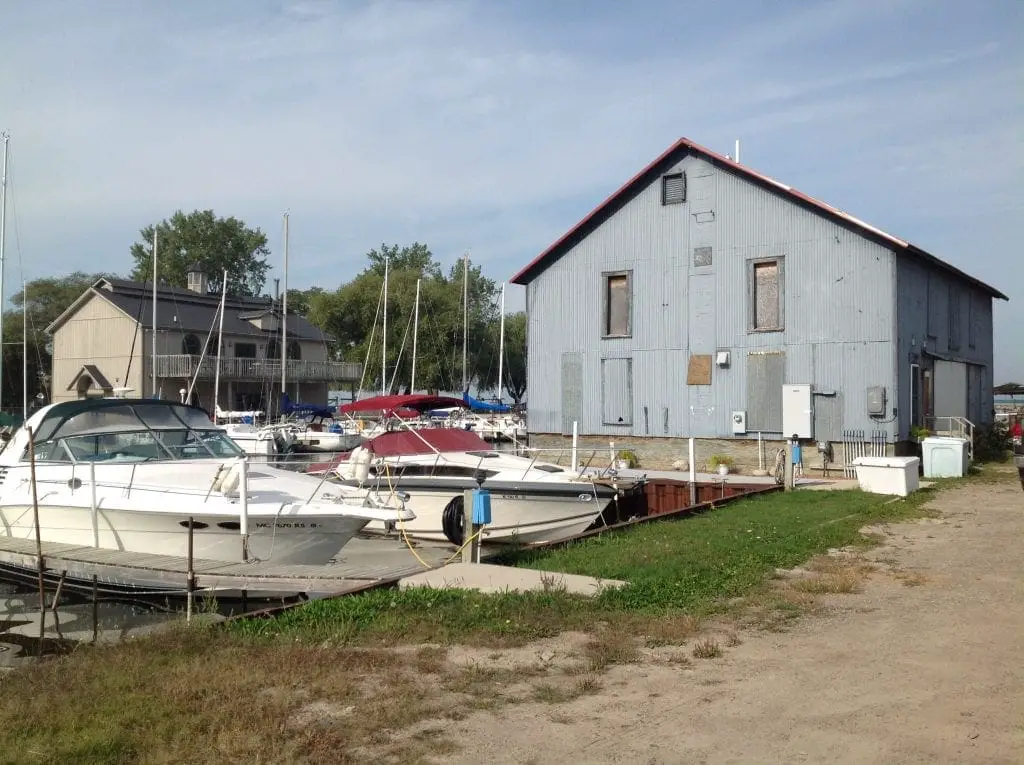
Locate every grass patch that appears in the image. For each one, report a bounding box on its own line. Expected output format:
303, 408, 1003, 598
1, 482, 955, 763
692, 639, 722, 659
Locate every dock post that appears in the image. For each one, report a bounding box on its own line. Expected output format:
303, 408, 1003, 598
688, 437, 697, 506
91, 574, 98, 644
460, 488, 478, 563
27, 426, 46, 613
89, 461, 99, 548
186, 516, 195, 623
239, 457, 250, 562
571, 421, 578, 472
784, 437, 795, 491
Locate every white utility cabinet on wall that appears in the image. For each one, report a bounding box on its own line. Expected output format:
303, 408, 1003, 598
782, 384, 813, 439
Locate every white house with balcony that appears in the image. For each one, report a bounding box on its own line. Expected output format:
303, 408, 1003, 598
46, 267, 360, 416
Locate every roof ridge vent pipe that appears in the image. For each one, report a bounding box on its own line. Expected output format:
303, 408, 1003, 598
734, 139, 741, 164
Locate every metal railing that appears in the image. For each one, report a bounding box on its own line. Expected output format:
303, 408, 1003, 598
927, 415, 975, 461
154, 354, 362, 383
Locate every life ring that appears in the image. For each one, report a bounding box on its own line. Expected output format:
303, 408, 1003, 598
441, 495, 465, 546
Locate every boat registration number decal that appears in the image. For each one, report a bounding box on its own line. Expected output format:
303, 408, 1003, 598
253, 522, 320, 529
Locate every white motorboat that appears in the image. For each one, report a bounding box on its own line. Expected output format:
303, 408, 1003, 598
309, 417, 641, 545
0, 398, 414, 569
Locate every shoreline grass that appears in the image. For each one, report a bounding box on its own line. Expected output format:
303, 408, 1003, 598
0, 467, 1011, 765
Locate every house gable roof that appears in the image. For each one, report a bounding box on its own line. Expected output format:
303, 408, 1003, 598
510, 137, 1008, 301
46, 278, 330, 341
66, 364, 113, 392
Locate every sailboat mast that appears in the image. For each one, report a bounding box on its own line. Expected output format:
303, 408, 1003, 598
497, 282, 505, 401
213, 269, 227, 418
281, 212, 289, 408
151, 227, 158, 397
381, 257, 388, 395
22, 280, 27, 419
0, 132, 10, 412
411, 277, 421, 393
461, 253, 468, 393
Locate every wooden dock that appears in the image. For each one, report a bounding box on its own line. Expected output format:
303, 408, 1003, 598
0, 535, 460, 599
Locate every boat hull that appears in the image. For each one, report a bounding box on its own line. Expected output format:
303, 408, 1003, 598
0, 502, 368, 565
347, 480, 612, 544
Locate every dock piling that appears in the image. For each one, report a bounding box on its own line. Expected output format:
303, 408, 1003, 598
27, 426, 46, 614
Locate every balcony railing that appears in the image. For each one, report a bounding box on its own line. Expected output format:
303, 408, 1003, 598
154, 354, 362, 383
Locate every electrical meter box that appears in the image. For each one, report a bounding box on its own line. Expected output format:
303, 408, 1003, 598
782, 384, 813, 439
867, 386, 887, 416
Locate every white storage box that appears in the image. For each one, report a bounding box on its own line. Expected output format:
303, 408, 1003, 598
922, 436, 969, 478
851, 456, 920, 497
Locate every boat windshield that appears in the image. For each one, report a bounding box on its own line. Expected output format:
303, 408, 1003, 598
25, 401, 244, 463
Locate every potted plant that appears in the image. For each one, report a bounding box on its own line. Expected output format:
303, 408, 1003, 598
709, 454, 734, 476
616, 449, 640, 469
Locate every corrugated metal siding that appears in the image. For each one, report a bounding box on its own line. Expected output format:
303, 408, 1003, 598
895, 255, 995, 432
527, 153, 900, 438
560, 352, 583, 434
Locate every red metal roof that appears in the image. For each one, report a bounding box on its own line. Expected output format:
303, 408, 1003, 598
338, 394, 467, 416
510, 137, 1007, 300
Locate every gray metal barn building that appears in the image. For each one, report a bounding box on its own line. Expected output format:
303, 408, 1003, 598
511, 137, 1008, 468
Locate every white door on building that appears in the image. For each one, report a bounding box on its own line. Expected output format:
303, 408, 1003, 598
933, 360, 967, 420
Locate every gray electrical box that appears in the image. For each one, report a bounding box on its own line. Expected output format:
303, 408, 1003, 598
867, 386, 887, 416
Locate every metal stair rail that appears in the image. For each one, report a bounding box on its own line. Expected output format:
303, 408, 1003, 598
928, 416, 975, 461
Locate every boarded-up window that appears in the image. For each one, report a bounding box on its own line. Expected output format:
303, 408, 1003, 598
603, 271, 632, 337
750, 258, 783, 331
662, 172, 686, 205
601, 357, 632, 426
746, 351, 784, 431
686, 354, 712, 385
948, 287, 961, 350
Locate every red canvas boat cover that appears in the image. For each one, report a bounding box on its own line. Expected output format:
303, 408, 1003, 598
363, 428, 490, 457
338, 394, 468, 416
303, 427, 492, 475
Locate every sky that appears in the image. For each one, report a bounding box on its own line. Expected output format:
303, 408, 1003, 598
1, 0, 1022, 379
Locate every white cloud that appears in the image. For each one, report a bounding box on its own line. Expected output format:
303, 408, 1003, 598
1, 0, 1022, 375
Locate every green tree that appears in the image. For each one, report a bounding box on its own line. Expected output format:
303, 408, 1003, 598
129, 210, 271, 296
304, 244, 500, 394
1, 272, 114, 411
501, 312, 527, 404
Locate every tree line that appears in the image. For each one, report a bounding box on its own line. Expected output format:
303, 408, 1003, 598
2, 210, 526, 410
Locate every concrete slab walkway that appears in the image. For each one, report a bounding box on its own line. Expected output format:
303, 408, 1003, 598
398, 562, 625, 597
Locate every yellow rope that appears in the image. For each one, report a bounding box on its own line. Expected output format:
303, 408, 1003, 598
381, 460, 483, 568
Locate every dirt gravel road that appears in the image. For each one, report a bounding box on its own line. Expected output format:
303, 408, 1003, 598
439, 476, 1024, 765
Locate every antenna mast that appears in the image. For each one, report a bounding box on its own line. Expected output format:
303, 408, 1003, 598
461, 253, 469, 393
281, 212, 289, 410
381, 257, 389, 395
0, 132, 10, 413
151, 227, 158, 397
411, 277, 421, 392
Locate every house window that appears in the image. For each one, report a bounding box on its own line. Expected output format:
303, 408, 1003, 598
266, 339, 280, 360
235, 343, 257, 358
287, 341, 302, 360
182, 334, 202, 355
749, 258, 784, 332
661, 172, 686, 205
602, 271, 632, 338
